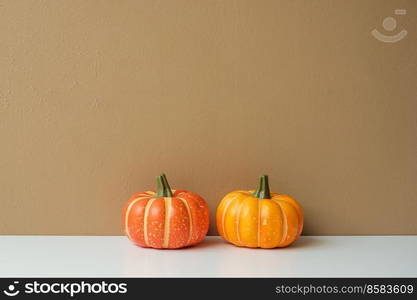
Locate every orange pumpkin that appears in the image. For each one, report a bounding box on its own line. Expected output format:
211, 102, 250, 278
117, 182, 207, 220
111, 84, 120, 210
216, 175, 303, 248
123, 174, 209, 249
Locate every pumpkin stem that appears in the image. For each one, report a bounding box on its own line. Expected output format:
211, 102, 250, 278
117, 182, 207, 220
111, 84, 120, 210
252, 175, 271, 199
154, 173, 173, 198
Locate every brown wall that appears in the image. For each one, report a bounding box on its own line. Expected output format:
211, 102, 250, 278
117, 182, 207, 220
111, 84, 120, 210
0, 0, 416, 236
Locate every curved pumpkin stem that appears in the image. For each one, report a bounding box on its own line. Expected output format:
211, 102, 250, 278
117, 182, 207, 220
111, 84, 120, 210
253, 175, 271, 199
154, 173, 173, 198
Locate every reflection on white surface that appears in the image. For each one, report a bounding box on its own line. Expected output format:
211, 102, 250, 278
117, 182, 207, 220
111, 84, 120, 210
0, 236, 416, 277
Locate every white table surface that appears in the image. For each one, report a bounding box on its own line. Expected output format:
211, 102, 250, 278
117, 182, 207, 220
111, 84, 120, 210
0, 236, 416, 277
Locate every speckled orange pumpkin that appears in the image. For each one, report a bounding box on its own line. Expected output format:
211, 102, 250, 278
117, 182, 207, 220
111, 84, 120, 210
123, 174, 209, 249
216, 175, 303, 248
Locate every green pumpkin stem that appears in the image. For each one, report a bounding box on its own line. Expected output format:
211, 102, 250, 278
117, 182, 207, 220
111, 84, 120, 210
252, 175, 271, 199
154, 173, 173, 198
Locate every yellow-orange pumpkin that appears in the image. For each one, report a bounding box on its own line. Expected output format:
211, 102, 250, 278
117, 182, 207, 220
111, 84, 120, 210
216, 175, 303, 248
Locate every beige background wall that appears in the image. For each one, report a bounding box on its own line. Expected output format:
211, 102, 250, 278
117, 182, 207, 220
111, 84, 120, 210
0, 0, 416, 236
